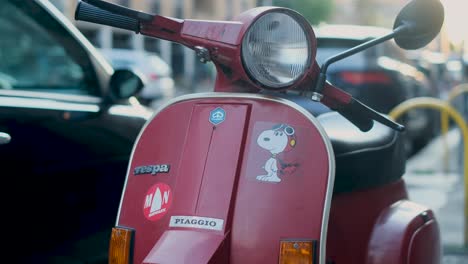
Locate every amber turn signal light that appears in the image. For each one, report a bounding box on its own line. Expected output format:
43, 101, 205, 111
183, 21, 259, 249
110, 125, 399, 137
109, 226, 134, 264
279, 240, 315, 264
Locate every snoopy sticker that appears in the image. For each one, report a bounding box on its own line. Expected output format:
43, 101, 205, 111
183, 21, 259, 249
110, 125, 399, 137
256, 124, 298, 183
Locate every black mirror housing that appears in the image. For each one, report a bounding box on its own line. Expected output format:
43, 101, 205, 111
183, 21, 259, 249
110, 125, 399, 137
109, 69, 145, 101
393, 0, 444, 50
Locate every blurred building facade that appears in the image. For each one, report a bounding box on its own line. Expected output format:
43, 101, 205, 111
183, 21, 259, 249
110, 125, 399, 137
52, 0, 453, 86
51, 0, 256, 86
330, 0, 450, 54
331, 0, 406, 26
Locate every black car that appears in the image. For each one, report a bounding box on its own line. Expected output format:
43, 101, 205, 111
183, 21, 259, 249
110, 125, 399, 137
0, 0, 150, 262
315, 24, 437, 154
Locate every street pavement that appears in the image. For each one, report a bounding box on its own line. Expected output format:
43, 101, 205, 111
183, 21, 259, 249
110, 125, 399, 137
404, 128, 468, 263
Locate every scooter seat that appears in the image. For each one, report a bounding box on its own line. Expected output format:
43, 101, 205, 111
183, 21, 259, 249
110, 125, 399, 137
261, 92, 406, 193
317, 112, 406, 193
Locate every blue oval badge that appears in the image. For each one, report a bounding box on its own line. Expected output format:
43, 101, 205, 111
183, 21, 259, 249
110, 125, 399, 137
209, 107, 226, 125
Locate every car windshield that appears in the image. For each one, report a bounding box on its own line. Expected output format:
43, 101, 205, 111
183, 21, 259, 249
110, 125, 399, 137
0, 1, 99, 95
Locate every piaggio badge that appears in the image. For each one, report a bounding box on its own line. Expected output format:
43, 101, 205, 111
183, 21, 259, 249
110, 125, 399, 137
134, 164, 170, 176
169, 216, 224, 231
209, 107, 226, 125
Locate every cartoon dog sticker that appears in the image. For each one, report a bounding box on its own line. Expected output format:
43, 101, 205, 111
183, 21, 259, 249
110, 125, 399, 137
256, 124, 297, 183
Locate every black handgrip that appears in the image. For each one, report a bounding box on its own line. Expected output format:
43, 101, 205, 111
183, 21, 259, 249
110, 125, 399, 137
336, 99, 375, 132
337, 98, 405, 132
75, 1, 140, 32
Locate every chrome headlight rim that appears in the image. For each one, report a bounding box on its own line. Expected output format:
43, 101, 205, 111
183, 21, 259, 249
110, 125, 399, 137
241, 8, 316, 90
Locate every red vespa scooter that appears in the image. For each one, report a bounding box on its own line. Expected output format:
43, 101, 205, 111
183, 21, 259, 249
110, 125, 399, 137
75, 0, 444, 263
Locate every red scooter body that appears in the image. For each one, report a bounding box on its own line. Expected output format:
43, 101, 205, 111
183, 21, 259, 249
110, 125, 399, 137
116, 94, 440, 264
74, 1, 444, 263
328, 181, 440, 264
118, 94, 334, 263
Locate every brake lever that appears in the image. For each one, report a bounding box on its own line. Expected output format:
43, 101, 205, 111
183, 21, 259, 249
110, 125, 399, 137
344, 97, 405, 132
319, 82, 405, 132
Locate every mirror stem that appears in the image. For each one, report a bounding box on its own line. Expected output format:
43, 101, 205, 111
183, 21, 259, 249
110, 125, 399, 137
312, 24, 409, 100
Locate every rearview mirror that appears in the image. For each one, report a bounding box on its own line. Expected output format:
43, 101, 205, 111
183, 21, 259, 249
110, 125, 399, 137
109, 69, 145, 100
393, 0, 444, 50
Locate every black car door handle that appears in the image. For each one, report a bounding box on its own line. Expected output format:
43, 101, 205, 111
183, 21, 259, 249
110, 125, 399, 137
0, 132, 11, 145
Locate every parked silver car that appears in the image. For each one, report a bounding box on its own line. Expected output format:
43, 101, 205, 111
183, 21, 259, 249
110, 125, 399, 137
100, 48, 175, 105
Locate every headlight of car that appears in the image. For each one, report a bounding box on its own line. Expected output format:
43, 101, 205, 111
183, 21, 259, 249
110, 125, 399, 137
241, 10, 313, 89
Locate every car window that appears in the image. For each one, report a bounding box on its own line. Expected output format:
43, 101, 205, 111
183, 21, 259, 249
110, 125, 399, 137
382, 41, 408, 63
110, 58, 137, 69
0, 1, 99, 95
316, 37, 381, 71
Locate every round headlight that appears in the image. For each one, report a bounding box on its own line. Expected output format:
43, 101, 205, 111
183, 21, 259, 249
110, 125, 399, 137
241, 10, 312, 89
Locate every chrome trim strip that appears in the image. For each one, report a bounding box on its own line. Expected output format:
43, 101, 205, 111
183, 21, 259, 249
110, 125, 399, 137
0, 90, 102, 104
115, 92, 335, 264
0, 97, 99, 112
108, 105, 153, 119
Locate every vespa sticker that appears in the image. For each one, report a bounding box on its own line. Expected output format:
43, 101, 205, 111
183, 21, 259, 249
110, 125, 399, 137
143, 183, 173, 221
209, 107, 226, 125
256, 124, 299, 183
169, 216, 224, 231
134, 164, 170, 176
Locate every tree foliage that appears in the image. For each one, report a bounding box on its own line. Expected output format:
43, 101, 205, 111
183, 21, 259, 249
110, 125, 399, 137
272, 0, 333, 25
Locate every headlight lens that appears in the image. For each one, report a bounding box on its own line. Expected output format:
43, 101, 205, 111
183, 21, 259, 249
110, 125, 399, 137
242, 11, 311, 89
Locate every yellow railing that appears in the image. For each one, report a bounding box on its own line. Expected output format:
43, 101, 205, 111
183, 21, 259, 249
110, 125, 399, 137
389, 97, 468, 247
441, 84, 468, 171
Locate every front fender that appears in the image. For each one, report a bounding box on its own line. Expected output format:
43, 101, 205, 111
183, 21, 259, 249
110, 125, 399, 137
367, 200, 441, 264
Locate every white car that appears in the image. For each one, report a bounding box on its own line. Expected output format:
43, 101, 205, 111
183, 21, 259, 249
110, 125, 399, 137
100, 48, 175, 104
